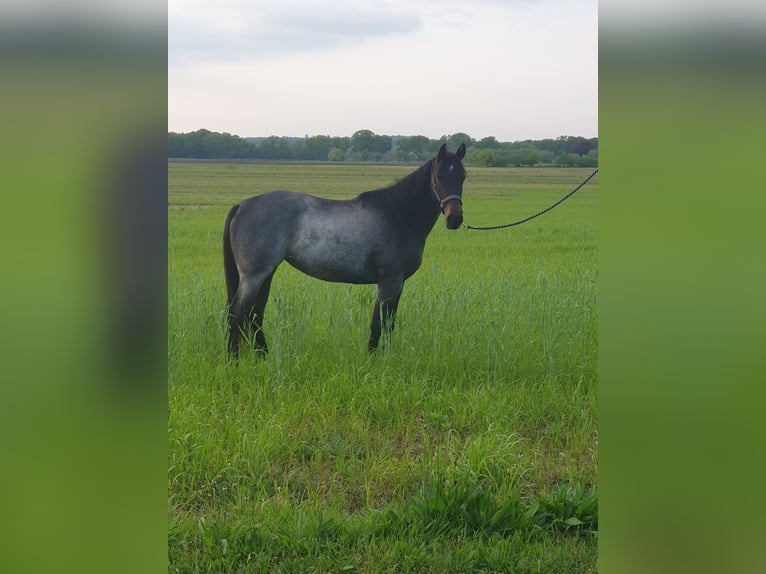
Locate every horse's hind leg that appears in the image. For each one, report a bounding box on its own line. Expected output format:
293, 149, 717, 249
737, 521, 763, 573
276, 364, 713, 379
247, 270, 275, 353
227, 320, 241, 358
228, 292, 247, 358
227, 294, 244, 358
228, 270, 276, 357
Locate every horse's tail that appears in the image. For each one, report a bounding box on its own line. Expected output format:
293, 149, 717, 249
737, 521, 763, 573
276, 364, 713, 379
223, 203, 241, 307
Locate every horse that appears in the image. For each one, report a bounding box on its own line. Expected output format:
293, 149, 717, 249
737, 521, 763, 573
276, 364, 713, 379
223, 142, 466, 357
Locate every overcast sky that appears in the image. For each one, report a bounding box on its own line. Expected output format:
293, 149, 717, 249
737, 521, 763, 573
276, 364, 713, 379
168, 0, 598, 142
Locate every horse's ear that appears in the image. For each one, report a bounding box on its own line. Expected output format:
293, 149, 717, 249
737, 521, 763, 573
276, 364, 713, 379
438, 143, 447, 159
456, 143, 466, 160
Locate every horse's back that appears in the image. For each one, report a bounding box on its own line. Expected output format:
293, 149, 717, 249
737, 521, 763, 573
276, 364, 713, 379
233, 190, 310, 228
228, 191, 310, 274
236, 189, 309, 214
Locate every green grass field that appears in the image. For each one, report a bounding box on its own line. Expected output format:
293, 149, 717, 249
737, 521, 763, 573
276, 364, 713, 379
168, 162, 598, 572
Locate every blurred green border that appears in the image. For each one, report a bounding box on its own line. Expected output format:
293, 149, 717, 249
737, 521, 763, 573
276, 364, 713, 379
600, 18, 766, 574
0, 16, 167, 574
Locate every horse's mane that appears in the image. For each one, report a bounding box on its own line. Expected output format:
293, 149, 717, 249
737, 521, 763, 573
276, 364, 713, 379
357, 158, 435, 209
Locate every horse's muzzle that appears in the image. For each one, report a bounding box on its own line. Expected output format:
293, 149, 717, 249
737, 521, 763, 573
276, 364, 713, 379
441, 196, 463, 229
444, 207, 463, 229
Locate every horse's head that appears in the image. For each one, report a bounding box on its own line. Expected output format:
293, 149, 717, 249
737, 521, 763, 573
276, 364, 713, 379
431, 143, 466, 229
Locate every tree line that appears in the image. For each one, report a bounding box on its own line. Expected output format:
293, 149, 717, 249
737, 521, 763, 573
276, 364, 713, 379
168, 129, 597, 167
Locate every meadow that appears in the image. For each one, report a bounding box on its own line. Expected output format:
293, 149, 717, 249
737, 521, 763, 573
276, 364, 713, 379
168, 162, 598, 572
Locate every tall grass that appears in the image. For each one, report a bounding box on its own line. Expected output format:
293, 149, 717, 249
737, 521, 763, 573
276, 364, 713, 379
169, 164, 597, 572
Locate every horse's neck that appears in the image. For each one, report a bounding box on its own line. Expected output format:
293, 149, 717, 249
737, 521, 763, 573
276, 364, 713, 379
394, 170, 441, 238
358, 160, 441, 238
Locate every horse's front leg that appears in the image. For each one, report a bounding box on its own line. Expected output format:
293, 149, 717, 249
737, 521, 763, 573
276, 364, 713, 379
368, 277, 403, 352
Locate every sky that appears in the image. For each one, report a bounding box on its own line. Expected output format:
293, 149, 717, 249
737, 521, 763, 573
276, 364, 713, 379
168, 0, 598, 142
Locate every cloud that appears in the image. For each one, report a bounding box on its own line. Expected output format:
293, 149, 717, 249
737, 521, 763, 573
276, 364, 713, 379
169, 0, 421, 66
169, 0, 598, 141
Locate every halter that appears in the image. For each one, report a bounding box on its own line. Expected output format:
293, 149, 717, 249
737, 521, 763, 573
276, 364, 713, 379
431, 170, 463, 213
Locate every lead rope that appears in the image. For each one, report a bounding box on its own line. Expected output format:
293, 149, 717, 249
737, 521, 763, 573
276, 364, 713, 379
462, 168, 598, 230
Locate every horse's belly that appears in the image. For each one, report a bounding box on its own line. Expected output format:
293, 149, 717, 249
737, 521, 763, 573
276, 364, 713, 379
286, 248, 375, 283
287, 229, 378, 284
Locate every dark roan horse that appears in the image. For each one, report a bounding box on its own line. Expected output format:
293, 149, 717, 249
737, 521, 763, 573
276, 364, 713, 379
223, 143, 466, 357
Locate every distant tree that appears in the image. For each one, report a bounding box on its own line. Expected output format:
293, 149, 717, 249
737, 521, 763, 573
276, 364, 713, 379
291, 139, 306, 159
468, 149, 497, 167
576, 148, 598, 167
569, 137, 596, 156
519, 149, 540, 166
167, 129, 256, 159
203, 131, 254, 159
351, 129, 392, 156
396, 135, 430, 154
327, 148, 344, 162
554, 136, 586, 156
538, 150, 555, 164
395, 135, 432, 161
376, 134, 393, 155
554, 153, 578, 167
475, 136, 499, 150
299, 135, 335, 161
257, 136, 293, 160
506, 150, 523, 166
351, 129, 375, 152
168, 132, 188, 157
510, 139, 535, 152
535, 138, 557, 154
182, 129, 209, 158
446, 132, 473, 151
382, 150, 399, 163
329, 136, 351, 154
